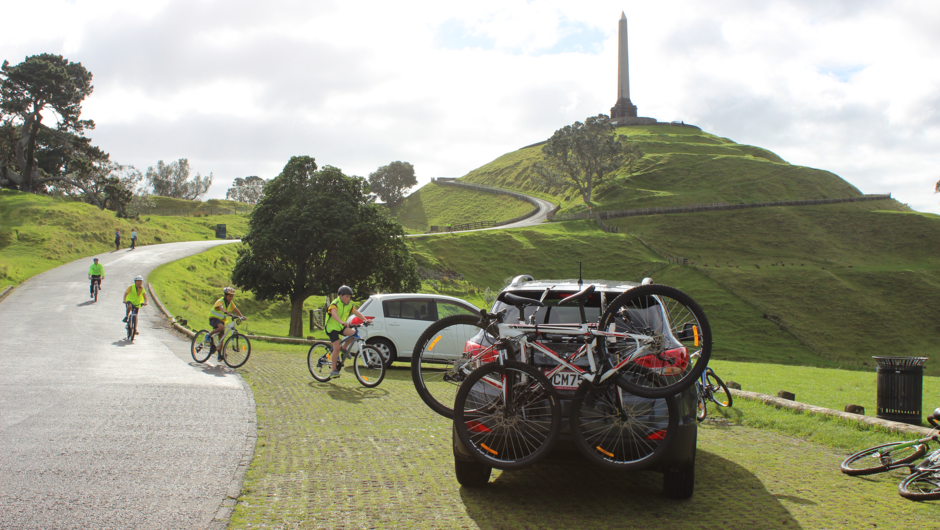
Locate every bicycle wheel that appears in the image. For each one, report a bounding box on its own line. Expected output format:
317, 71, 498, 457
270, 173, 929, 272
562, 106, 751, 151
354, 345, 386, 388
224, 333, 252, 368
191, 330, 212, 363
93, 282, 98, 302
453, 360, 561, 470
412, 314, 502, 419
705, 368, 733, 408
695, 388, 708, 422
307, 342, 334, 382
899, 468, 940, 501
599, 284, 711, 399
127, 313, 137, 342
840, 442, 928, 476
570, 378, 679, 470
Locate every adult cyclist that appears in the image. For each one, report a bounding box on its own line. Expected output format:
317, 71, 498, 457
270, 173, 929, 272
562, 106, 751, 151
123, 275, 148, 325
205, 287, 246, 361
325, 285, 367, 379
88, 258, 104, 298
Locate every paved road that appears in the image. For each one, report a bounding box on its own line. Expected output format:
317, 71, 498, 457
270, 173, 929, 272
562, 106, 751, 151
0, 241, 252, 530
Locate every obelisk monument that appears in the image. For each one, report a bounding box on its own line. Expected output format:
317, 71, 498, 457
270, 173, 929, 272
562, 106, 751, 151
610, 12, 638, 119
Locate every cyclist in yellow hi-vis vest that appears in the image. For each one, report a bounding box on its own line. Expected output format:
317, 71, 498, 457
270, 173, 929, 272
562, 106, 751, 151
325, 285, 367, 379
88, 258, 105, 298
123, 276, 148, 323
204, 287, 246, 360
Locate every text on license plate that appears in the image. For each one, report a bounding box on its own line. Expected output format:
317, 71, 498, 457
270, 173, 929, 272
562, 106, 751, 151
550, 370, 579, 390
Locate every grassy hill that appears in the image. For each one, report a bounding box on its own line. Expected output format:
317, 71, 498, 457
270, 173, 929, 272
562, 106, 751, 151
455, 125, 864, 216
0, 190, 249, 289
389, 181, 534, 233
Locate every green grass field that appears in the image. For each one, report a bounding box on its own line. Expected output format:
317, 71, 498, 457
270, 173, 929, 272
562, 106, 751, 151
390, 181, 534, 232
0, 190, 249, 290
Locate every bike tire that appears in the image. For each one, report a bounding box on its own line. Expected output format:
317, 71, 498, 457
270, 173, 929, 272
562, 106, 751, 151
840, 442, 928, 476
93, 282, 98, 303
308, 342, 334, 382
898, 468, 940, 501
127, 313, 137, 342
453, 360, 561, 470
354, 345, 386, 388
696, 388, 708, 422
191, 330, 212, 363
599, 284, 712, 399
224, 333, 252, 368
570, 378, 679, 470
705, 368, 733, 408
412, 314, 501, 419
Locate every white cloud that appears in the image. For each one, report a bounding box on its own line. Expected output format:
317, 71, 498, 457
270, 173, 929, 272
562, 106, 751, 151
2, 0, 938, 213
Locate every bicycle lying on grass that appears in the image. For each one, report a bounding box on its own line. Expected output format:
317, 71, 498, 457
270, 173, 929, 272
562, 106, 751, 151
191, 314, 252, 368
434, 283, 711, 471
841, 431, 940, 501
694, 360, 733, 421
308, 322, 386, 387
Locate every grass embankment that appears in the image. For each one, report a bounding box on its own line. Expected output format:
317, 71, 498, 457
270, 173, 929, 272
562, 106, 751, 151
148, 244, 332, 340
408, 201, 940, 376
0, 189, 248, 290
390, 182, 534, 233
425, 125, 866, 218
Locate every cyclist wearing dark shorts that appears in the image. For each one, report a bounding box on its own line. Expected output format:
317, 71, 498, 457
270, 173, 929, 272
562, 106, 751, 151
206, 287, 246, 359
88, 258, 104, 298
325, 285, 366, 379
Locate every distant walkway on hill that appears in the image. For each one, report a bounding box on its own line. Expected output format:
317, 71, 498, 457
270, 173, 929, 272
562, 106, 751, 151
406, 179, 556, 237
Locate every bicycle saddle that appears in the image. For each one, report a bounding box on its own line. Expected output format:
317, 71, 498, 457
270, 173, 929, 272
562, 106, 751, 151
496, 291, 544, 307
558, 284, 595, 305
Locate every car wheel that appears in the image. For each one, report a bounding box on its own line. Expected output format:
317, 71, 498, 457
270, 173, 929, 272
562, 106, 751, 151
367, 337, 396, 367
455, 458, 492, 487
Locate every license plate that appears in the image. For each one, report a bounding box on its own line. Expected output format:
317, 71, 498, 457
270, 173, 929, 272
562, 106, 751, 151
549, 370, 580, 390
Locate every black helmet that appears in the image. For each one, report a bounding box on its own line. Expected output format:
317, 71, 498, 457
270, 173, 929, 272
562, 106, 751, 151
338, 285, 353, 296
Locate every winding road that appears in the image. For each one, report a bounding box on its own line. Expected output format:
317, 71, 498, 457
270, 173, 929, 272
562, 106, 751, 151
0, 240, 251, 530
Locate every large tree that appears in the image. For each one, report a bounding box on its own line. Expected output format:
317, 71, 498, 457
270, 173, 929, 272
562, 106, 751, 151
226, 175, 266, 204
368, 160, 417, 205
145, 158, 212, 200
232, 156, 421, 337
0, 54, 96, 193
533, 114, 643, 207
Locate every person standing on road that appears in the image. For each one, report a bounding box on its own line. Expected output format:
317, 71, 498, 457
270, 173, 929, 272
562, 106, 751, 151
114, 228, 121, 251
88, 258, 104, 298
130, 228, 138, 250
325, 285, 367, 379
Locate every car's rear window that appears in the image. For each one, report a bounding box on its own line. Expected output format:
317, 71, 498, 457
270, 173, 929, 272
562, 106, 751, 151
492, 290, 605, 324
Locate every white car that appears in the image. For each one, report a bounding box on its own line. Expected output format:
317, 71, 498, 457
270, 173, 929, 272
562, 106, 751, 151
349, 293, 480, 365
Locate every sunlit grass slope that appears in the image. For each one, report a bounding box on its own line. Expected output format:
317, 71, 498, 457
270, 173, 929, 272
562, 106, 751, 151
0, 190, 248, 289
455, 125, 865, 216
390, 181, 534, 232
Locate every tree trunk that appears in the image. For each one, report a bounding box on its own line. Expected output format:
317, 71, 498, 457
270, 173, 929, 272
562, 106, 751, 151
289, 296, 307, 337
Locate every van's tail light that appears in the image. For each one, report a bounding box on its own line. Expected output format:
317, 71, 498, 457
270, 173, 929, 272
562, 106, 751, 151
464, 340, 497, 363
634, 347, 689, 376
645, 430, 668, 441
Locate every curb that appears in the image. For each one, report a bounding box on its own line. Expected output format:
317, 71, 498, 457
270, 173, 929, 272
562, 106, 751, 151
147, 282, 258, 530
730, 389, 936, 437
0, 285, 12, 303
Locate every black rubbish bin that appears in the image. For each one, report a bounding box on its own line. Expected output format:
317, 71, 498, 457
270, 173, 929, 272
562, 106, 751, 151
215, 224, 226, 239
873, 356, 927, 425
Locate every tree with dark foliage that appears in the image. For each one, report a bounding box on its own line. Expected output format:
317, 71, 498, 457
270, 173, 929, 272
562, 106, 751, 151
533, 114, 643, 207
232, 156, 420, 337
368, 161, 417, 205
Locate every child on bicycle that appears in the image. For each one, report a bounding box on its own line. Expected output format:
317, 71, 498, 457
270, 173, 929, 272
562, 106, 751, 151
88, 258, 104, 298
326, 285, 366, 379
123, 275, 148, 323
205, 287, 246, 361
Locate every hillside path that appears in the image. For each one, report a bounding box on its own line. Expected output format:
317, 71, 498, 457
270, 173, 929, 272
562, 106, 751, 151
407, 187, 556, 236
0, 240, 251, 530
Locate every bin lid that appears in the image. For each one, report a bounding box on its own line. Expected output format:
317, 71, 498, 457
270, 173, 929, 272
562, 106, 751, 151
871, 356, 927, 369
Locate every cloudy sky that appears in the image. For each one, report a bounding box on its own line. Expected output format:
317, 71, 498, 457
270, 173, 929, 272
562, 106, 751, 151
4, 0, 939, 213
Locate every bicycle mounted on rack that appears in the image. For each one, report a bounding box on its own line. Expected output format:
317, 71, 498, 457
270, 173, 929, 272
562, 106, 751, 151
446, 281, 711, 471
